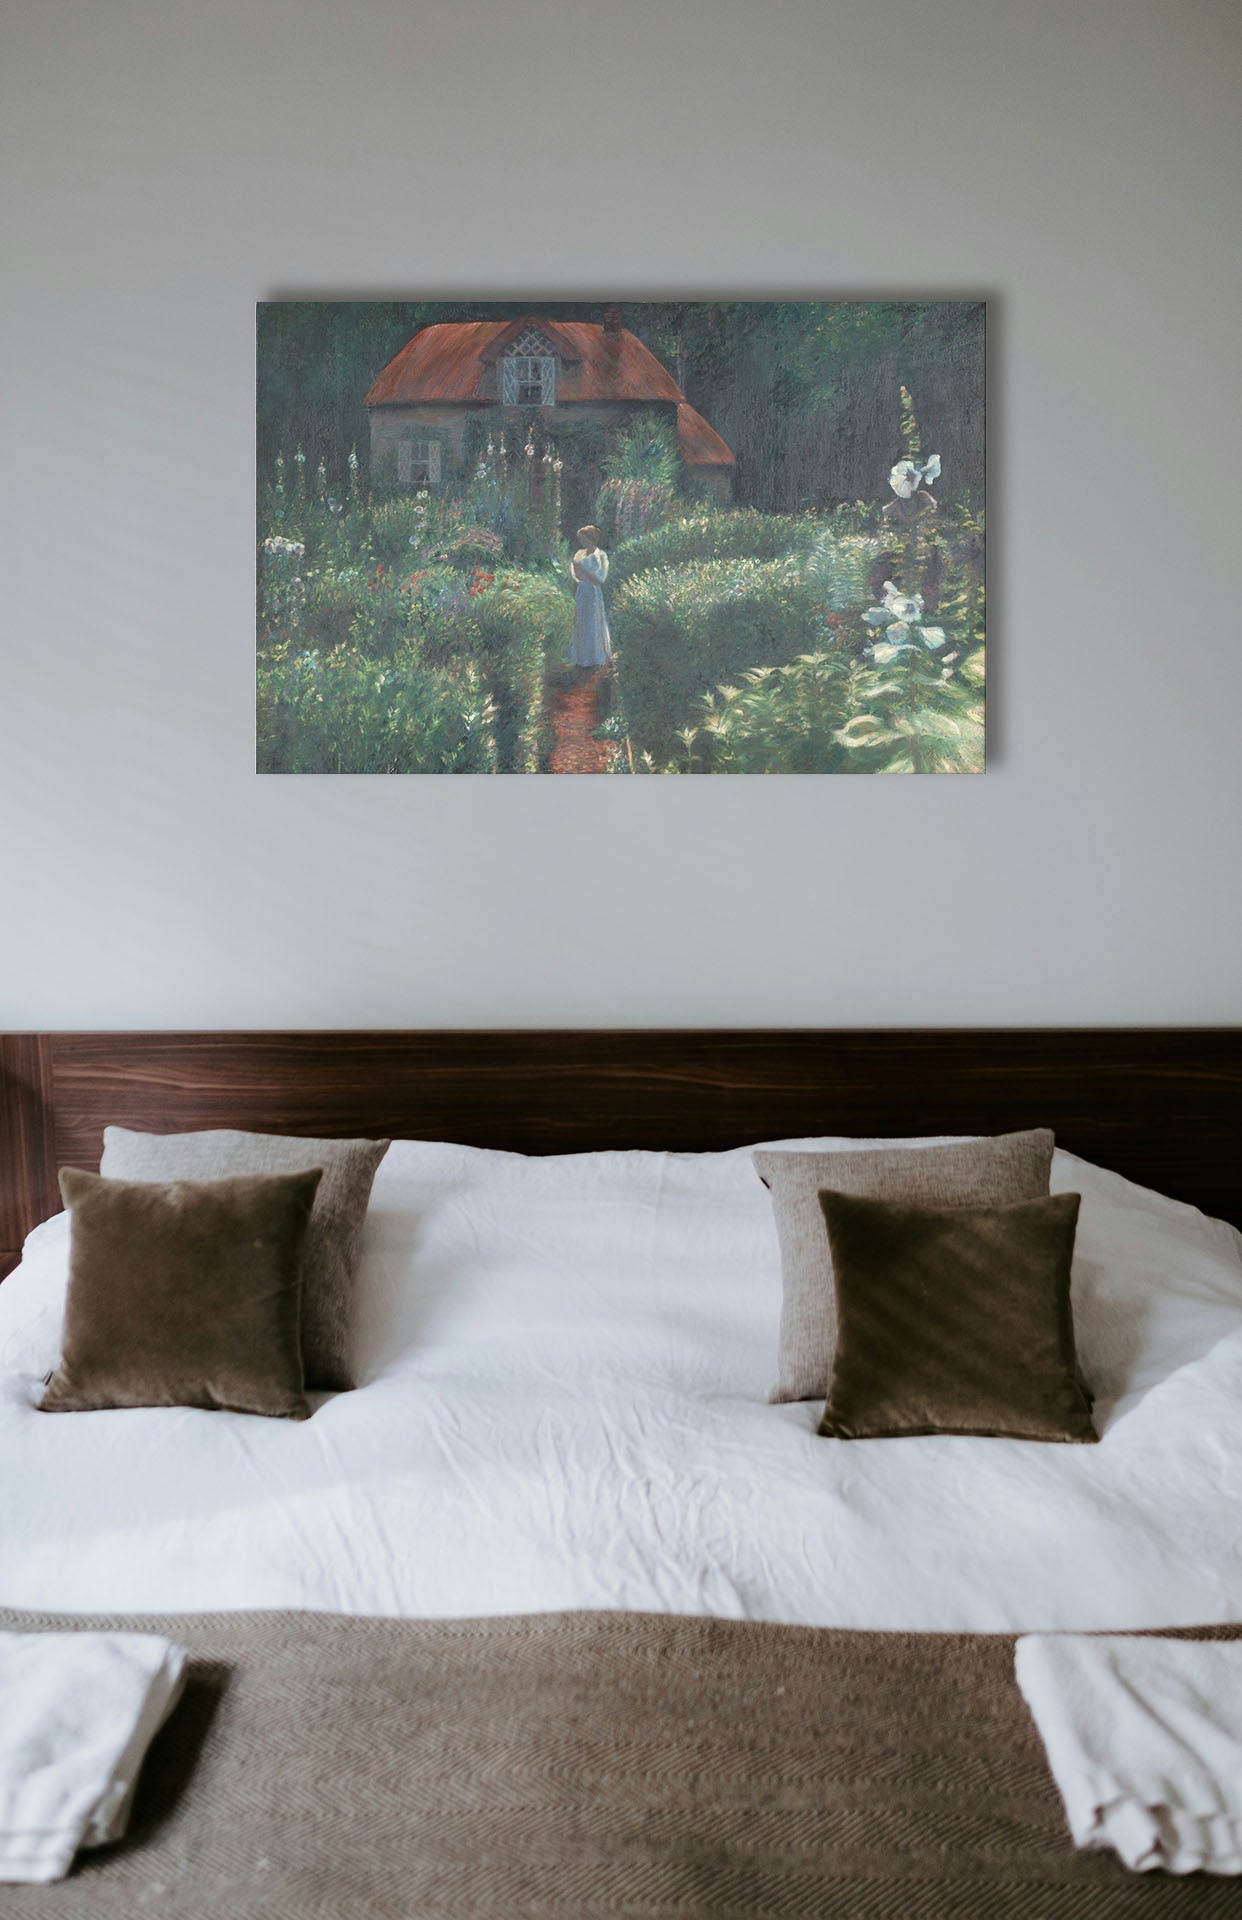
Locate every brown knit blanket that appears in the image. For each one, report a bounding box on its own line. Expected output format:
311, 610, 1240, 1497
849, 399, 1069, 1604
0, 1608, 1238, 1918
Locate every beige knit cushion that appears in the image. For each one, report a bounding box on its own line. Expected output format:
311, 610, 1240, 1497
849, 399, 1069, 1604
100, 1128, 389, 1392
754, 1130, 1055, 1403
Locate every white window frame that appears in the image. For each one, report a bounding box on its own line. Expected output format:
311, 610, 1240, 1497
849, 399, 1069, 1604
397, 438, 441, 486
502, 329, 557, 406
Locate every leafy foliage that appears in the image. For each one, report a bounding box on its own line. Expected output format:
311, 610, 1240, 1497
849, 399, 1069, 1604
608, 509, 820, 588
427, 568, 572, 773
635, 653, 855, 774
594, 414, 680, 542
257, 642, 499, 775
599, 413, 680, 490
833, 650, 984, 774
804, 527, 884, 611
370, 497, 433, 565
613, 556, 822, 763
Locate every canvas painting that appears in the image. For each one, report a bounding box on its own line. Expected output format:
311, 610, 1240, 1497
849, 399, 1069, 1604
257, 301, 985, 774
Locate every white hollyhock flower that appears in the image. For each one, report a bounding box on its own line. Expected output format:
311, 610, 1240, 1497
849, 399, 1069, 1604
863, 582, 922, 627
863, 581, 946, 654
888, 454, 941, 498
883, 583, 923, 623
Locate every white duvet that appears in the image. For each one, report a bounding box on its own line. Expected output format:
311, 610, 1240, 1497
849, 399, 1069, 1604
2, 1138, 1242, 1632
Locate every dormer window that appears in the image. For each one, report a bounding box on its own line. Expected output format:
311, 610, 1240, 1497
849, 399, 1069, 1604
502, 328, 557, 406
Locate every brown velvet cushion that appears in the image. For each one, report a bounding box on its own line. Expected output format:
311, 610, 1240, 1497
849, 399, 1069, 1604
39, 1166, 323, 1419
755, 1131, 1056, 1404
100, 1128, 389, 1392
817, 1189, 1097, 1443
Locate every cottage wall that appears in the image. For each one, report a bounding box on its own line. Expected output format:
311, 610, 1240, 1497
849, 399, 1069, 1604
369, 395, 731, 495
368, 406, 480, 486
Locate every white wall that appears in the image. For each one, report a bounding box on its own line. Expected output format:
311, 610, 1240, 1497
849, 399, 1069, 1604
1, 0, 1239, 1029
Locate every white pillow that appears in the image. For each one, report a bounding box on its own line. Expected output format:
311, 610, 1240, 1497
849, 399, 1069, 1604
0, 1211, 71, 1382
1051, 1151, 1242, 1417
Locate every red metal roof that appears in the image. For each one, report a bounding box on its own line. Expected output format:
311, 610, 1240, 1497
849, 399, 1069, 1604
364, 318, 687, 407
677, 402, 735, 467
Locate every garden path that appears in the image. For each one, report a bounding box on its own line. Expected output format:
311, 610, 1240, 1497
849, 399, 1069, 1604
547, 669, 612, 774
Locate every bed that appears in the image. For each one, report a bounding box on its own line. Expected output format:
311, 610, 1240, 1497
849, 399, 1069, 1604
2, 1027, 1241, 1914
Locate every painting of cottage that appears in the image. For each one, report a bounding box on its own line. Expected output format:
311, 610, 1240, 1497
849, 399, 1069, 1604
257, 300, 985, 774
365, 308, 734, 514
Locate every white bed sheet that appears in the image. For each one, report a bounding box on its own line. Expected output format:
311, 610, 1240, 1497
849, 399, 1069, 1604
2, 1139, 1242, 1632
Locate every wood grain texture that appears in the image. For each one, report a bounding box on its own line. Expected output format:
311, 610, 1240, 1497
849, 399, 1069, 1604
2, 1031, 1240, 1262
0, 1034, 55, 1277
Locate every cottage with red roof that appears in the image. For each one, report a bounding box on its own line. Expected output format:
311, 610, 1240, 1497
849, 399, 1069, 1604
364, 307, 734, 505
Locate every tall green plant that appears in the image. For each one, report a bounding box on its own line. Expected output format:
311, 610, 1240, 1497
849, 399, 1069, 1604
595, 413, 681, 541
836, 581, 982, 773
599, 413, 679, 489
827, 390, 983, 772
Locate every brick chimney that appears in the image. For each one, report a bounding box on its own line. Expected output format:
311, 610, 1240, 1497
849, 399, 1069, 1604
602, 304, 622, 338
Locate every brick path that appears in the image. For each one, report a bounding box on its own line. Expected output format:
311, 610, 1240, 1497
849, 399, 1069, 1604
547, 668, 613, 774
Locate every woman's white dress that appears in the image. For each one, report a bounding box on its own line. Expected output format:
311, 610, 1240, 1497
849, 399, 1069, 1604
568, 549, 612, 667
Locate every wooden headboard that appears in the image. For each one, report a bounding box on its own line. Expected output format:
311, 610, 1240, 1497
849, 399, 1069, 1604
3, 1029, 1240, 1274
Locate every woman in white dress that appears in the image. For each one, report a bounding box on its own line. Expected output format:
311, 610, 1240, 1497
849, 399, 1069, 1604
568, 525, 612, 668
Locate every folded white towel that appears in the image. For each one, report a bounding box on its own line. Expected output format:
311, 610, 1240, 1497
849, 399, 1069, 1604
1016, 1633, 1242, 1875
0, 1630, 187, 1884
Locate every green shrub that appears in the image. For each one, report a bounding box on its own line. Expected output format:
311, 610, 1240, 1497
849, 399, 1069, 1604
304, 500, 373, 569
257, 639, 498, 775
298, 567, 369, 652
348, 565, 421, 659
608, 509, 819, 588
370, 497, 433, 564
637, 651, 855, 775
294, 560, 485, 661
294, 564, 412, 659
612, 555, 821, 762
475, 574, 560, 773
424, 568, 573, 774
